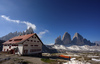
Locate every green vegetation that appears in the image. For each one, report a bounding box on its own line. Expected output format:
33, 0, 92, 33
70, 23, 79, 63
41, 58, 56, 63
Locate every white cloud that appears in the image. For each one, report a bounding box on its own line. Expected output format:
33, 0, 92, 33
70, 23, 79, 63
22, 21, 36, 30
1, 15, 36, 30
38, 30, 49, 38
47, 43, 54, 45
1, 15, 49, 38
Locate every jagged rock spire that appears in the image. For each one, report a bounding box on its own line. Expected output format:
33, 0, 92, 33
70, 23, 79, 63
62, 32, 71, 45
55, 36, 63, 45
0, 27, 34, 41
72, 32, 84, 45
55, 32, 95, 46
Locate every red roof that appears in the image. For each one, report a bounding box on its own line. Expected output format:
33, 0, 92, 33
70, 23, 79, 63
3, 34, 35, 44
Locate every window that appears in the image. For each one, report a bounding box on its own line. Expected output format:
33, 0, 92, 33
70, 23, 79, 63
34, 40, 36, 42
4, 49, 5, 51
24, 44, 28, 46
12, 44, 18, 46
31, 40, 33, 42
30, 49, 41, 52
4, 44, 7, 46
24, 50, 28, 53
34, 45, 38, 46
31, 45, 33, 46
14, 39, 22, 41
30, 49, 32, 52
37, 49, 41, 51
9, 46, 11, 49
9, 40, 12, 42
37, 41, 39, 42
7, 49, 8, 51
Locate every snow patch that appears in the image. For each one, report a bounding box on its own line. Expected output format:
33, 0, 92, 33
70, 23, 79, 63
53, 45, 66, 49
63, 60, 91, 64
52, 45, 100, 51
92, 58, 100, 62
88, 55, 99, 58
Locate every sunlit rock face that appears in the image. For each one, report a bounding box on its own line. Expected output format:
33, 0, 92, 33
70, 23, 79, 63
72, 33, 84, 45
62, 32, 71, 45
55, 32, 96, 46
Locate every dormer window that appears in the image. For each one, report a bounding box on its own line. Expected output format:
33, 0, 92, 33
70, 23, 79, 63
14, 39, 22, 41
9, 40, 12, 42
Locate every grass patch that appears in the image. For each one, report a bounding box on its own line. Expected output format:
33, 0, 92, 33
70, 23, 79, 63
41, 58, 55, 63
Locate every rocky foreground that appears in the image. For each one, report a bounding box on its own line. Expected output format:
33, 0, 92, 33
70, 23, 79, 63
0, 51, 100, 64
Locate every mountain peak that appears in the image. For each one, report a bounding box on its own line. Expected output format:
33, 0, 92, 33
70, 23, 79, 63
62, 32, 71, 45
73, 32, 83, 39
55, 32, 95, 46
0, 28, 34, 41
55, 35, 63, 45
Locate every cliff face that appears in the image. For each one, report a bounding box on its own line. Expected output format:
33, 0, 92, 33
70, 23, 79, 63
62, 32, 71, 45
55, 36, 63, 45
55, 32, 95, 46
72, 33, 84, 45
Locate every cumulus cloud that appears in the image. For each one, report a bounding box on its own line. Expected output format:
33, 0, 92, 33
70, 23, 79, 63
1, 15, 36, 30
38, 30, 49, 38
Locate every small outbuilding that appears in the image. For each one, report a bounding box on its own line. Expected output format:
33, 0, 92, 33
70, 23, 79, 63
2, 33, 42, 56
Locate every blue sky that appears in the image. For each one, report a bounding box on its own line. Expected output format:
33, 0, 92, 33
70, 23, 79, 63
0, 0, 100, 44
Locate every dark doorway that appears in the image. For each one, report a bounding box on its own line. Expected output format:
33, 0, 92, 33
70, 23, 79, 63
10, 49, 15, 54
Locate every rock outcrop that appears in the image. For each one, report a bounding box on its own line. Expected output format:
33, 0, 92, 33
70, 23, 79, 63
72, 33, 84, 45
55, 36, 63, 45
62, 32, 71, 45
94, 41, 100, 45
55, 32, 96, 46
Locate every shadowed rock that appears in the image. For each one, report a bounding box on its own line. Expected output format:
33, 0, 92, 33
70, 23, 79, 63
55, 36, 63, 45
0, 27, 34, 41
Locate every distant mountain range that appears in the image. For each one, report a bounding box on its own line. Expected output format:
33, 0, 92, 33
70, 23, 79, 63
0, 27, 34, 41
0, 29, 99, 53
55, 32, 96, 46
94, 41, 100, 45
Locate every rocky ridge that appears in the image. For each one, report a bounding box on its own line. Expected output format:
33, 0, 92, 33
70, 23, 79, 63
0, 27, 34, 41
